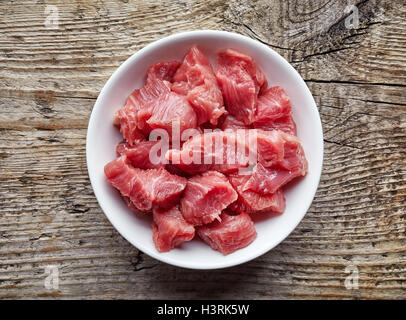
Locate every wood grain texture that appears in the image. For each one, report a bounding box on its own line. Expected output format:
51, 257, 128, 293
0, 0, 405, 299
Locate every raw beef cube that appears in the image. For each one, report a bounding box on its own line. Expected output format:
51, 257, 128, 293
115, 74, 171, 144
242, 162, 305, 195
180, 171, 238, 226
254, 86, 291, 123
253, 86, 297, 135
254, 129, 295, 168
104, 156, 187, 211
278, 131, 308, 173
116, 140, 166, 169
254, 115, 297, 136
166, 131, 252, 175
114, 100, 146, 146
256, 129, 306, 168
240, 129, 285, 169
172, 46, 225, 125
228, 174, 286, 215
186, 81, 225, 125
147, 61, 181, 82
134, 168, 187, 210
220, 114, 250, 131
217, 49, 267, 93
104, 156, 136, 198
172, 46, 210, 95
197, 211, 257, 255
216, 67, 256, 125
114, 60, 181, 144
243, 131, 307, 193
152, 206, 195, 252
216, 49, 267, 124
146, 91, 197, 137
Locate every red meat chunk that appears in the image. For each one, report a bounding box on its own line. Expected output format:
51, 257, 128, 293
254, 86, 291, 122
253, 86, 297, 135
242, 162, 306, 195
228, 174, 286, 215
216, 49, 267, 125
152, 206, 195, 252
278, 131, 308, 173
230, 131, 307, 195
197, 211, 257, 255
254, 115, 297, 136
104, 156, 187, 211
247, 129, 306, 170
166, 130, 253, 175
146, 91, 197, 138
115, 76, 169, 143
180, 171, 238, 226
116, 140, 166, 169
252, 129, 285, 167
114, 61, 181, 145
219, 114, 250, 131
104, 156, 134, 197
147, 61, 181, 82
172, 46, 225, 125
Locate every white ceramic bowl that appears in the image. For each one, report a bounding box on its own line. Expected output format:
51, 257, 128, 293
86, 30, 323, 269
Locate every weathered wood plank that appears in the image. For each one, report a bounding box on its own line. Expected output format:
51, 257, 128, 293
0, 0, 405, 299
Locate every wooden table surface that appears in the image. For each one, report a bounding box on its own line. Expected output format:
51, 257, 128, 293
0, 0, 405, 299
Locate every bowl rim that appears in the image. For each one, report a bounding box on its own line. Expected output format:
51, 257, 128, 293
86, 30, 324, 270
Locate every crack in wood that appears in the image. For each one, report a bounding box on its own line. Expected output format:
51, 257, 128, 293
131, 251, 159, 272
323, 139, 362, 150
292, 47, 352, 63
240, 22, 297, 52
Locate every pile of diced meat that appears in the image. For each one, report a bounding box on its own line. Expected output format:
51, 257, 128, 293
105, 46, 308, 255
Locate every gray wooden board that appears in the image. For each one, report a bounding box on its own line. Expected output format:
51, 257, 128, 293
0, 0, 405, 299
